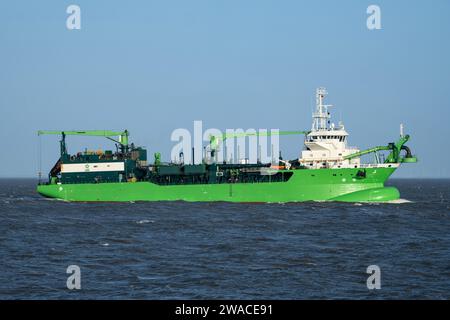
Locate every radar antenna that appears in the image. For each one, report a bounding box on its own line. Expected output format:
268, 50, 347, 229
312, 87, 333, 131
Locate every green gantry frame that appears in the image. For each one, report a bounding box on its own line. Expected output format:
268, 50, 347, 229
344, 134, 417, 163
38, 130, 130, 156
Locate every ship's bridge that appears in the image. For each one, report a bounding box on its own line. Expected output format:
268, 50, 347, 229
301, 129, 360, 169
299, 88, 360, 169
305, 129, 348, 146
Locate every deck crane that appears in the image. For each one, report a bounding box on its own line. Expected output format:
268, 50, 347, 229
38, 130, 130, 156
207, 130, 310, 164
343, 134, 417, 164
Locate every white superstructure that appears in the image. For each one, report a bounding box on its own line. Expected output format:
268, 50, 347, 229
299, 88, 361, 169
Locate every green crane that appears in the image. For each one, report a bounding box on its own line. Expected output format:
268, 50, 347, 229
38, 130, 130, 156
209, 130, 309, 148
208, 130, 310, 162
344, 134, 417, 163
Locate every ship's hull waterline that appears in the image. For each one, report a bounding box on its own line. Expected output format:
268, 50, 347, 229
37, 167, 399, 202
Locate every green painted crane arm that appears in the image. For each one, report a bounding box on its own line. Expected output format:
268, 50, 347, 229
210, 130, 309, 149
344, 134, 416, 164
343, 146, 391, 160
212, 130, 309, 141
384, 134, 410, 163
38, 130, 129, 145
38, 130, 127, 137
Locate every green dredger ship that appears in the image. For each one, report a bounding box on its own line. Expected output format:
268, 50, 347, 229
37, 88, 417, 202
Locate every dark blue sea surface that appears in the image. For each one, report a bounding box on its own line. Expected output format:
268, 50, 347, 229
0, 178, 449, 299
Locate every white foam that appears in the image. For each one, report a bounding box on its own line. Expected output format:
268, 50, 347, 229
136, 219, 154, 224
363, 198, 413, 204
385, 198, 413, 204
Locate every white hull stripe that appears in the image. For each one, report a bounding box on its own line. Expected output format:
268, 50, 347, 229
61, 162, 125, 173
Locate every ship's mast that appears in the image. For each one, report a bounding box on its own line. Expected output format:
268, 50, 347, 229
312, 87, 332, 131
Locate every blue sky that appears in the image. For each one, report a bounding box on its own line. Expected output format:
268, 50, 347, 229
1, 0, 449, 178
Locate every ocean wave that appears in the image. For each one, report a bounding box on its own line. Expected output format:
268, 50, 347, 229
385, 198, 413, 204
136, 219, 155, 224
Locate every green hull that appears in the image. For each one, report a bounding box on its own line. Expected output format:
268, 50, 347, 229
37, 167, 400, 202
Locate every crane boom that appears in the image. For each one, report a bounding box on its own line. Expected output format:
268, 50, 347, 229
38, 130, 130, 156
343, 146, 391, 160
38, 130, 126, 136
344, 134, 417, 163
209, 130, 309, 149
38, 130, 129, 145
